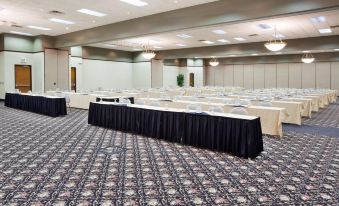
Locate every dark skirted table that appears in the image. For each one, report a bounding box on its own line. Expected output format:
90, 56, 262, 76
5, 93, 67, 117
88, 102, 263, 158
96, 96, 135, 104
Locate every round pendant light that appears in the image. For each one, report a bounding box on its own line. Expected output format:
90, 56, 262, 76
301, 52, 315, 64
142, 51, 156, 60
264, 25, 287, 52
209, 57, 219, 66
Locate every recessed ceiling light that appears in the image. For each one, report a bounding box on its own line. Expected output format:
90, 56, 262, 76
272, 33, 285, 38
275, 52, 282, 54
27, 25, 51, 31
302, 50, 310, 53
251, 53, 258, 56
310, 16, 326, 23
176, 34, 192, 38
133, 48, 142, 51
153, 46, 162, 49
201, 40, 214, 44
234, 37, 246, 41
229, 54, 236, 57
257, 23, 272, 30
334, 49, 339, 51
176, 43, 187, 47
218, 39, 229, 43
105, 44, 116, 47
148, 39, 161, 44
10, 31, 33, 36
77, 9, 106, 17
120, 0, 148, 7
212, 29, 226, 34
318, 28, 332, 34
49, 18, 75, 25
65, 27, 69, 30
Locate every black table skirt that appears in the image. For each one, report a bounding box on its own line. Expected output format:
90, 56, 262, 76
88, 103, 263, 158
5, 93, 67, 117
96, 97, 135, 104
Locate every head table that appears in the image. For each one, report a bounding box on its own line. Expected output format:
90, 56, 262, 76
88, 102, 263, 159
5, 93, 67, 117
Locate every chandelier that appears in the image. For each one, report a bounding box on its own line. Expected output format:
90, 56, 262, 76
209, 57, 219, 66
264, 26, 287, 52
142, 42, 156, 60
301, 52, 315, 64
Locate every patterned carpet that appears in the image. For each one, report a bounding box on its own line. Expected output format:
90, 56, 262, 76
303, 101, 339, 128
0, 102, 338, 205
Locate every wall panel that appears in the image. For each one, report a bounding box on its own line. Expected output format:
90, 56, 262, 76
264, 64, 277, 88
277, 64, 289, 88
233, 65, 244, 87
253, 64, 265, 89
243, 65, 254, 89
214, 67, 224, 86
316, 62, 331, 89
288, 63, 302, 89
223, 65, 234, 86
331, 62, 339, 91
301, 63, 316, 88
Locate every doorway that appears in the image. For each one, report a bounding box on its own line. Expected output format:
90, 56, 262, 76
15, 65, 32, 93
71, 67, 76, 92
189, 73, 195, 87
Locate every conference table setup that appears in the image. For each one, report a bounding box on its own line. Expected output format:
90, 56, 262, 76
4, 92, 67, 117
88, 100, 263, 158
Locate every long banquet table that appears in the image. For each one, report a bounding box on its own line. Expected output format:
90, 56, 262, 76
88, 102, 263, 158
5, 93, 67, 117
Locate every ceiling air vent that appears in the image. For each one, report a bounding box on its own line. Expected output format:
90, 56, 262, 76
48, 10, 65, 15
249, 34, 259, 37
10, 24, 23, 28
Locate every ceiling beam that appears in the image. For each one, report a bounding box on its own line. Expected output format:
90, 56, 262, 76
54, 0, 339, 48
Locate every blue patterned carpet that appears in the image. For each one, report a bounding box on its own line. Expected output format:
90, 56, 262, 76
0, 102, 338, 205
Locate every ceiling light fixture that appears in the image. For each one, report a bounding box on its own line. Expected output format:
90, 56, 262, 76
234, 37, 246, 41
176, 43, 187, 47
10, 31, 33, 36
120, 0, 148, 7
49, 18, 75, 25
301, 52, 315, 64
77, 9, 106, 17
334, 49, 339, 51
212, 29, 226, 34
318, 28, 332, 34
218, 39, 229, 43
27, 25, 51, 31
209, 57, 219, 66
176, 34, 192, 38
202, 40, 214, 44
264, 25, 286, 51
142, 41, 156, 60
310, 16, 326, 23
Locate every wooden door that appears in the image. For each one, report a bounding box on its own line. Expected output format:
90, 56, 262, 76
71, 67, 76, 91
15, 65, 32, 93
189, 73, 194, 87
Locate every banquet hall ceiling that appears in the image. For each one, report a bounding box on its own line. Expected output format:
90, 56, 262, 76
90, 10, 339, 52
0, 0, 216, 36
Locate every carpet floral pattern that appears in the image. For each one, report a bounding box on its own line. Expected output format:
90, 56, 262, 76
0, 102, 338, 205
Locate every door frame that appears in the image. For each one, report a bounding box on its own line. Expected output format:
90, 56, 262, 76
15, 64, 32, 92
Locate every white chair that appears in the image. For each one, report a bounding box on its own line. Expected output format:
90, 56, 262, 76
186, 104, 202, 112
150, 101, 161, 107
260, 101, 273, 107
223, 98, 234, 104
240, 99, 251, 106
135, 99, 145, 105
65, 95, 71, 112
208, 106, 224, 113
230, 107, 249, 115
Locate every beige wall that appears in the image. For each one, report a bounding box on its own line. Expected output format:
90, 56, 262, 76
45, 49, 69, 91
205, 62, 339, 92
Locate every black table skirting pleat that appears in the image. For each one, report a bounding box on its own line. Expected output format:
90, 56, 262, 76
5, 93, 67, 117
88, 103, 263, 158
96, 97, 135, 104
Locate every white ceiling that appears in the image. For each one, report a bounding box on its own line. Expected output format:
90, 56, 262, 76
0, 0, 217, 36
89, 9, 339, 52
